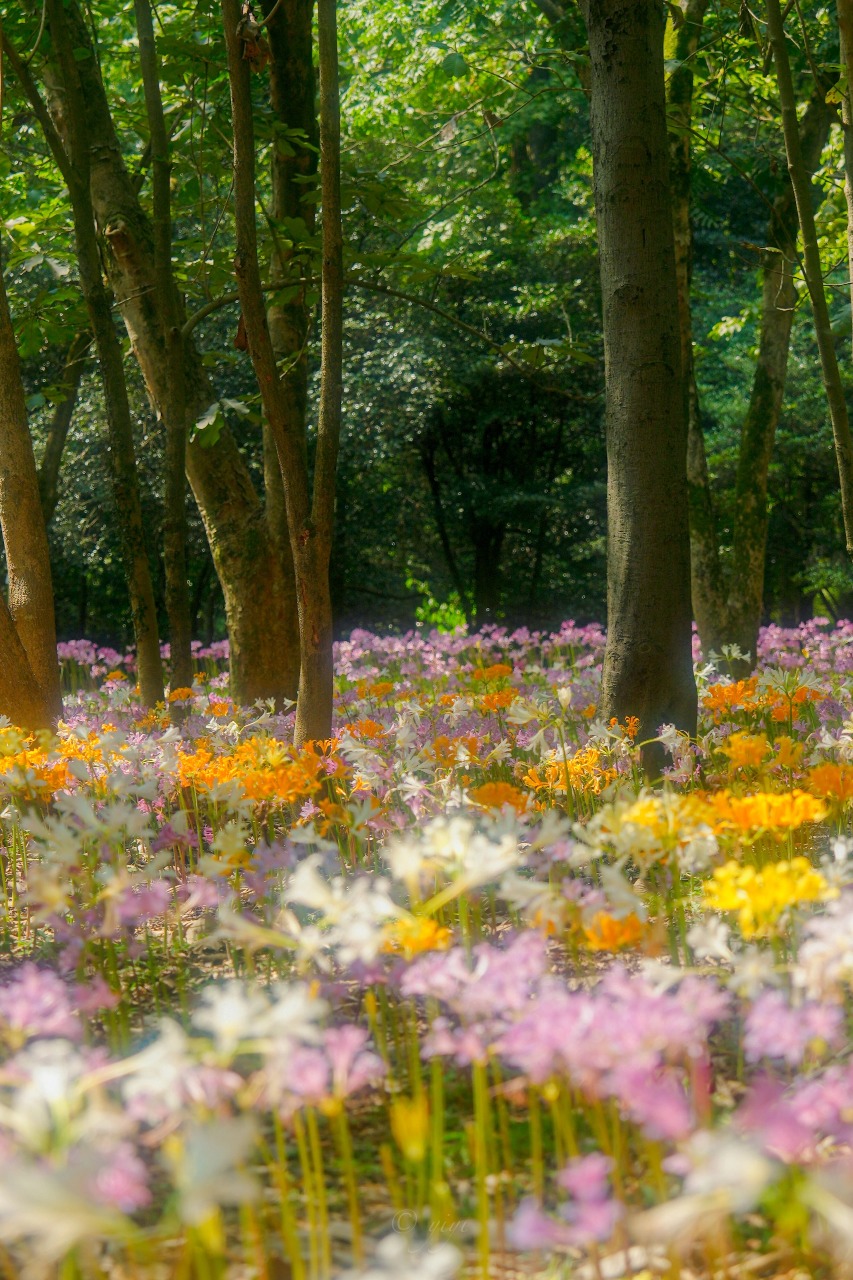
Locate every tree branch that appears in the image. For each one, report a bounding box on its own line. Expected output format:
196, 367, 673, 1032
531, 0, 566, 24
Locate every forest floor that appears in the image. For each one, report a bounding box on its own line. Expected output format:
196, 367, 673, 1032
0, 620, 851, 1279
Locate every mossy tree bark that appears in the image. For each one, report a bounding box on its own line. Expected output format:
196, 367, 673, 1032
8, 12, 165, 707
582, 0, 698, 766
0, 252, 62, 728
15, 0, 298, 707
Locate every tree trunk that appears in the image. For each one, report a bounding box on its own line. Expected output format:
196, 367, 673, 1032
37, 330, 89, 524
7, 17, 163, 705
471, 521, 505, 624
0, 253, 62, 728
838, 0, 853, 351
768, 0, 853, 554
674, 58, 832, 661
665, 0, 726, 646
262, 420, 300, 699
420, 437, 471, 611
133, 0, 194, 695
298, 0, 344, 744
263, 0, 318, 704
583, 0, 697, 764
28, 0, 298, 706
28, 4, 165, 707
222, 0, 342, 745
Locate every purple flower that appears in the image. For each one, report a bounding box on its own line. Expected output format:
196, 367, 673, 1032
89, 1142, 151, 1213
557, 1153, 613, 1201
324, 1024, 386, 1096
75, 976, 120, 1015
609, 1063, 693, 1141
744, 991, 843, 1066
737, 1076, 813, 1162
0, 965, 80, 1042
507, 1198, 577, 1250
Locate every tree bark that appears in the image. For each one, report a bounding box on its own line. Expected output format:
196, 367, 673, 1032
222, 0, 342, 745
37, 330, 89, 525
300, 0, 344, 744
9, 14, 165, 707
583, 0, 697, 765
665, 0, 725, 645
838, 0, 853, 351
471, 520, 505, 624
0, 253, 62, 728
24, 0, 298, 706
670, 29, 832, 661
768, 0, 853, 554
263, 0, 318, 704
419, 436, 471, 610
133, 0, 194, 695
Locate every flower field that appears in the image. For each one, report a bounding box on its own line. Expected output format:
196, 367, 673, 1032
5, 621, 853, 1278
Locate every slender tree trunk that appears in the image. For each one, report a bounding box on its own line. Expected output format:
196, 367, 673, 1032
37, 330, 89, 524
0, 254, 62, 727
9, 13, 165, 706
299, 0, 344, 744
673, 50, 832, 661
838, 0, 853, 347
222, 0, 343, 745
583, 0, 697, 764
723, 249, 797, 657
263, 0, 318, 703
768, 0, 853, 554
419, 439, 471, 611
665, 0, 725, 644
133, 0, 194, 694
21, 0, 298, 706
471, 522, 505, 624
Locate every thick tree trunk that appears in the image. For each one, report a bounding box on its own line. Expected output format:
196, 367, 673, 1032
37, 330, 89, 525
187, 436, 296, 704
0, 256, 62, 728
583, 0, 697, 763
768, 0, 853, 554
30, 0, 298, 706
133, 0, 193, 695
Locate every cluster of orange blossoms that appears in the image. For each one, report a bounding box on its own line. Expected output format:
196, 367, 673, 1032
177, 736, 340, 805
524, 745, 617, 797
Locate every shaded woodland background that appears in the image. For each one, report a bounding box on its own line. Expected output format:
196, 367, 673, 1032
3, 0, 850, 644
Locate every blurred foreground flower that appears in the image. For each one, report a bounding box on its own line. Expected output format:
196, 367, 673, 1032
335, 1231, 461, 1280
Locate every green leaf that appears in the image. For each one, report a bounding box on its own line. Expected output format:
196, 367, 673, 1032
440, 52, 469, 78
192, 402, 225, 449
